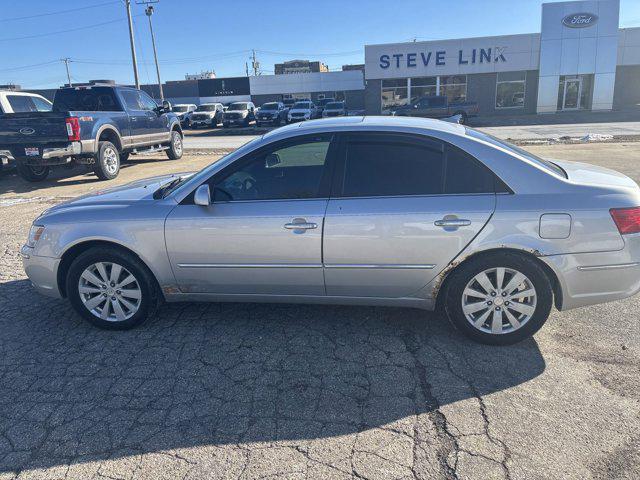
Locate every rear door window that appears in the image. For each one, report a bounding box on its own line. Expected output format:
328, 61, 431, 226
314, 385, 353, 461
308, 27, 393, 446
334, 133, 500, 197
120, 90, 142, 110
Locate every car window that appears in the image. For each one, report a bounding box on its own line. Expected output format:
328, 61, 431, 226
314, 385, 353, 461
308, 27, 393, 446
213, 135, 332, 201
120, 90, 142, 110
6, 95, 37, 112
444, 145, 496, 194
53, 87, 120, 111
340, 138, 444, 197
32, 97, 52, 112
138, 91, 158, 110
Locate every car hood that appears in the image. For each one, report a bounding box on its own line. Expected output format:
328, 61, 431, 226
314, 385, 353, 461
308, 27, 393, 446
551, 159, 639, 189
41, 173, 193, 215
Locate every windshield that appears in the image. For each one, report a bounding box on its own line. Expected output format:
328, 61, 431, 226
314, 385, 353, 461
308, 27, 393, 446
319, 98, 334, 106
173, 105, 189, 112
196, 105, 216, 111
325, 102, 344, 109
228, 103, 248, 111
465, 128, 568, 178
261, 103, 278, 110
293, 102, 310, 109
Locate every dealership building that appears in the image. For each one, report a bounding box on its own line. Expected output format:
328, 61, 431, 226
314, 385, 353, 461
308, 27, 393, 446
364, 0, 640, 115
29, 0, 638, 118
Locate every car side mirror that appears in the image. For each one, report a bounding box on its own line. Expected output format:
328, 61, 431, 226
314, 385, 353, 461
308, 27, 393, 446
194, 184, 211, 206
265, 153, 281, 168
162, 100, 172, 112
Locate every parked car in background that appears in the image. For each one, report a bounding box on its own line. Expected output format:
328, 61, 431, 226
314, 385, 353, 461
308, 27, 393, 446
392, 95, 479, 124
0, 85, 183, 182
1, 91, 55, 174
256, 102, 288, 126
322, 101, 347, 117
172, 103, 197, 127
316, 97, 335, 115
223, 101, 256, 127
282, 98, 297, 110
287, 100, 319, 122
23, 116, 640, 346
189, 103, 223, 128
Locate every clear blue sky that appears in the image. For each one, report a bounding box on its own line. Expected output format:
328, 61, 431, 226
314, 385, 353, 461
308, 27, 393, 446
2, 0, 639, 89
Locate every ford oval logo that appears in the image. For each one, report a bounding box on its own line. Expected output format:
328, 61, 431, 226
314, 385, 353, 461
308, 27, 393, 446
19, 127, 35, 135
562, 13, 598, 28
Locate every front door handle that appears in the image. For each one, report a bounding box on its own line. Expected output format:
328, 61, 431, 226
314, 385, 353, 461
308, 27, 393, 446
284, 221, 318, 230
434, 218, 471, 227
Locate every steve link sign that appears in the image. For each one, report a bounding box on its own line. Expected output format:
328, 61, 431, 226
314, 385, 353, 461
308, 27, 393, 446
379, 47, 507, 70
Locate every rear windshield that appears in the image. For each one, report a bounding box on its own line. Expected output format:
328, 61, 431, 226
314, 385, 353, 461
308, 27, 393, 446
465, 128, 568, 178
53, 87, 121, 112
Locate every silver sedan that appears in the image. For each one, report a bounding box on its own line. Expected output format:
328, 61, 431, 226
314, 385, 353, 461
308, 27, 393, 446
22, 117, 640, 344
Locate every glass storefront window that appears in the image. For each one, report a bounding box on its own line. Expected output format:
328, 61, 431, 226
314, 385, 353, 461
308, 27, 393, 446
410, 77, 437, 103
496, 71, 526, 108
440, 75, 467, 103
381, 79, 408, 113
557, 75, 593, 110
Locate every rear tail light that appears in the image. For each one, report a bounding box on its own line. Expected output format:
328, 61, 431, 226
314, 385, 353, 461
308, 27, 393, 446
610, 207, 640, 235
65, 117, 80, 141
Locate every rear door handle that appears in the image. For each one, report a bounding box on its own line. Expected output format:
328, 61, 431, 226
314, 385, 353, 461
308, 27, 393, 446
434, 219, 471, 227
284, 221, 318, 230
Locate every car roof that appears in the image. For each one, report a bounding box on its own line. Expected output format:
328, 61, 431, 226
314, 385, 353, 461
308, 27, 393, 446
263, 116, 465, 139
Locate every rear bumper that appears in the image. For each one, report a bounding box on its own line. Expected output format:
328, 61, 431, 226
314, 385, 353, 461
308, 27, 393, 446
541, 233, 640, 310
21, 245, 62, 299
42, 142, 81, 159
5, 142, 82, 164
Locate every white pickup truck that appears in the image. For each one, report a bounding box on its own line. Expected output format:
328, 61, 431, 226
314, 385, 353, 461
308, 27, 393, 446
0, 91, 53, 174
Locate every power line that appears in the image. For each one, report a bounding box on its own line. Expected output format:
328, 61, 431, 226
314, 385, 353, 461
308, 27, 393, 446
0, 1, 119, 22
0, 60, 59, 73
0, 16, 141, 42
256, 49, 362, 57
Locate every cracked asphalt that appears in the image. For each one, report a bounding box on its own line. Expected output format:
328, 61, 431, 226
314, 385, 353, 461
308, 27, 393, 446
0, 143, 639, 479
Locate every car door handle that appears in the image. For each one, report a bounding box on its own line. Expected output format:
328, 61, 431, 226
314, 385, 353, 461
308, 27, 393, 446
284, 222, 318, 230
434, 219, 471, 227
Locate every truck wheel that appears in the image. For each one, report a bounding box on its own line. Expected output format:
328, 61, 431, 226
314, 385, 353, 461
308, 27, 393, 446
93, 141, 120, 180
17, 163, 50, 182
166, 130, 183, 160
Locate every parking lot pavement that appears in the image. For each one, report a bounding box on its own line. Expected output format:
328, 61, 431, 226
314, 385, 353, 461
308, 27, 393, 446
181, 121, 640, 151
0, 144, 639, 479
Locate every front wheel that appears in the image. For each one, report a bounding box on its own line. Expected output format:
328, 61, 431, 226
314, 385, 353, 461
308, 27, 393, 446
17, 163, 50, 182
165, 130, 183, 160
66, 247, 158, 330
93, 141, 120, 180
444, 253, 553, 345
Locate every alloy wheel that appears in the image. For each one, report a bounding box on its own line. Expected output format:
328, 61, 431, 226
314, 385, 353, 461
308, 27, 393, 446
103, 147, 119, 175
461, 267, 537, 335
78, 262, 142, 322
173, 133, 183, 156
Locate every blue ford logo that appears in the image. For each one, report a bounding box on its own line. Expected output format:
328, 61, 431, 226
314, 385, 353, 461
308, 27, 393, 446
19, 127, 35, 135
562, 13, 598, 28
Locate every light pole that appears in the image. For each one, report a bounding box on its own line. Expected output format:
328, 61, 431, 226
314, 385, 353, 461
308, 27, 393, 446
125, 0, 140, 89
144, 4, 164, 101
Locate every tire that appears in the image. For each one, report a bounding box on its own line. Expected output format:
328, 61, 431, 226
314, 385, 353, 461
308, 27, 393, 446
66, 246, 159, 330
17, 163, 50, 182
93, 141, 120, 180
443, 252, 553, 345
165, 130, 183, 160
454, 111, 468, 125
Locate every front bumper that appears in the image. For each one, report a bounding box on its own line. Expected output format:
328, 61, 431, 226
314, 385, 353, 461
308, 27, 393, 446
21, 245, 62, 299
541, 233, 640, 310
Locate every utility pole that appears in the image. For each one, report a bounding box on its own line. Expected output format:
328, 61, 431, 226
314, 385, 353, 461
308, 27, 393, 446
245, 61, 249, 77
125, 0, 140, 89
251, 49, 260, 76
144, 4, 164, 100
61, 58, 72, 87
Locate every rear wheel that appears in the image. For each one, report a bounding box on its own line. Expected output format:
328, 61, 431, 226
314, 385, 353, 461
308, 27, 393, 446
166, 130, 183, 160
93, 141, 120, 180
444, 253, 553, 345
17, 163, 50, 182
66, 247, 158, 330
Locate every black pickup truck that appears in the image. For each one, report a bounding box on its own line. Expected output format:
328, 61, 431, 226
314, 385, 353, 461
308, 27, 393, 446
0, 85, 183, 182
392, 95, 479, 124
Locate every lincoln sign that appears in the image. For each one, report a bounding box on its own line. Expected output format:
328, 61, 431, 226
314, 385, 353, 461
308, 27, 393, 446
562, 13, 598, 28
379, 47, 507, 69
